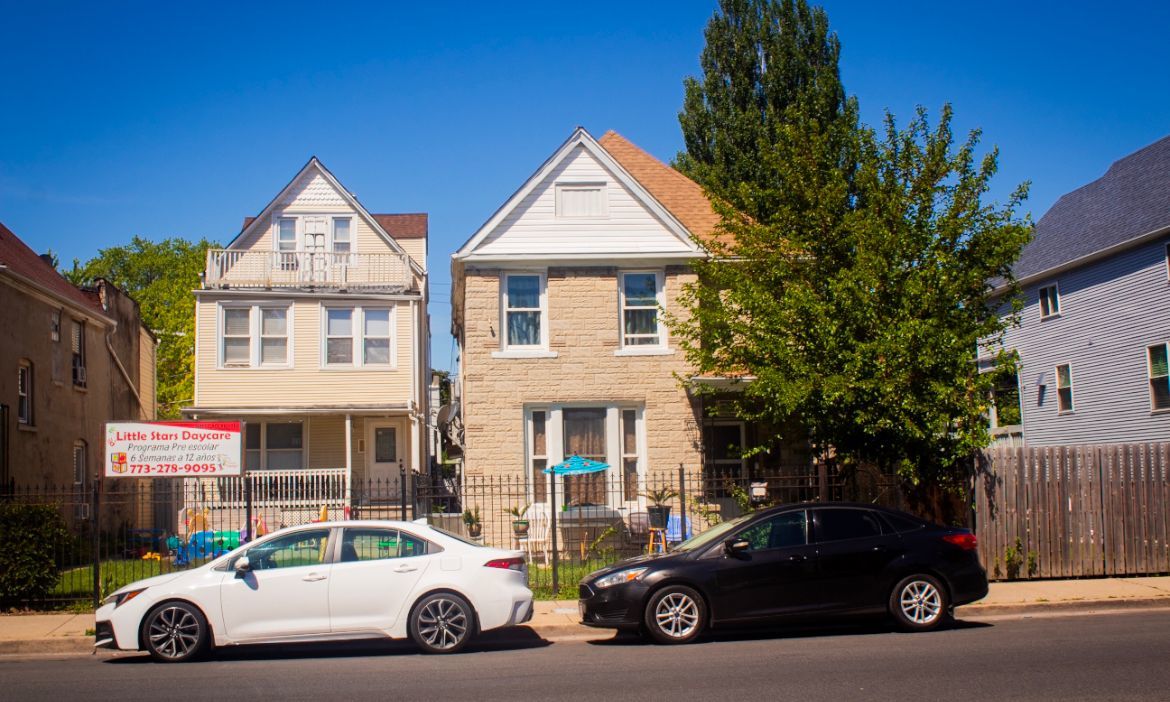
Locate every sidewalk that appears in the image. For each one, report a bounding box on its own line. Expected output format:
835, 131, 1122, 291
3, 576, 1168, 655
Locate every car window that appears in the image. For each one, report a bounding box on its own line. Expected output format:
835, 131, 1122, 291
340, 528, 431, 562
881, 511, 926, 533
814, 508, 885, 542
736, 511, 807, 551
243, 529, 330, 570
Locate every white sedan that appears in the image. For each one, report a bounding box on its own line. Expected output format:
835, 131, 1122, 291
95, 520, 533, 661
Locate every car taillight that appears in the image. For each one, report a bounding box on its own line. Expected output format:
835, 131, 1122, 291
484, 557, 525, 571
942, 533, 978, 551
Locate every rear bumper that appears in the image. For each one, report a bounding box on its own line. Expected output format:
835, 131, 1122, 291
949, 563, 990, 607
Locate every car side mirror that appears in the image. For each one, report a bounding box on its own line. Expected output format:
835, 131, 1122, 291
725, 539, 750, 556
234, 555, 252, 578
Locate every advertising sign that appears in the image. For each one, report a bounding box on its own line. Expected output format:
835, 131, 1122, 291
104, 421, 243, 478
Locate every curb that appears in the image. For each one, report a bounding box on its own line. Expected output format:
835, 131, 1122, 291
0, 639, 94, 655
956, 597, 1170, 618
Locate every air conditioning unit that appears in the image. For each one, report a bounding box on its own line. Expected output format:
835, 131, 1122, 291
72, 360, 87, 386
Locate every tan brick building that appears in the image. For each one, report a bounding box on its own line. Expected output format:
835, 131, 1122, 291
451, 128, 734, 514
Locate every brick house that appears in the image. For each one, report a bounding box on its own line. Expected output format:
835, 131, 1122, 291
0, 221, 156, 489
451, 128, 811, 516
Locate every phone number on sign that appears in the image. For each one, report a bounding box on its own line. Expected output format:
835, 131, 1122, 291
126, 464, 229, 475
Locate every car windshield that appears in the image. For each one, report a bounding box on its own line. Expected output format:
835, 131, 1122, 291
669, 512, 756, 552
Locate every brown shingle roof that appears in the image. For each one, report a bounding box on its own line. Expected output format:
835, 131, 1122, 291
0, 220, 106, 317
373, 214, 428, 240
597, 131, 727, 246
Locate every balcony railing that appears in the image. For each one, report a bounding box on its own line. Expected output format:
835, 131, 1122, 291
204, 249, 413, 291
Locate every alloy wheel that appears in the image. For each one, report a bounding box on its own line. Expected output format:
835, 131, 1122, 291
147, 606, 202, 660
416, 597, 469, 650
654, 592, 700, 639
899, 579, 942, 625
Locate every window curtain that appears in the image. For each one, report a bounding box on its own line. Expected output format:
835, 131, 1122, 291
562, 409, 606, 505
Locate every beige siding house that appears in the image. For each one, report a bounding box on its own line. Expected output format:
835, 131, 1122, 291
186, 158, 430, 509
451, 128, 732, 513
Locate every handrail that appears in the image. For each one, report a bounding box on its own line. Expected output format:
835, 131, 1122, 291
204, 249, 413, 290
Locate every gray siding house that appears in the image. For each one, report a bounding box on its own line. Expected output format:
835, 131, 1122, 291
992, 135, 1170, 446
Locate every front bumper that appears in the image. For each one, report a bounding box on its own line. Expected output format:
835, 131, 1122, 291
94, 620, 117, 649
578, 581, 647, 630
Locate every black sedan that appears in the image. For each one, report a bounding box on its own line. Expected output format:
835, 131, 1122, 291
578, 502, 988, 644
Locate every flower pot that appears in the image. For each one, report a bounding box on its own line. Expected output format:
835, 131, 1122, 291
648, 505, 672, 530
467, 523, 482, 539
512, 519, 530, 537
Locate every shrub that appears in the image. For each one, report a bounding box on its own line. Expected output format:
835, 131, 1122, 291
0, 503, 70, 608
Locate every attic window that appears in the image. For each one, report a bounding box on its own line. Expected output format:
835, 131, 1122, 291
555, 183, 607, 218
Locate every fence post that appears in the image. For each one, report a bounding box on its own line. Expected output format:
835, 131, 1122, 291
399, 468, 407, 521
91, 480, 101, 609
550, 472, 559, 596
244, 473, 253, 542
678, 464, 687, 542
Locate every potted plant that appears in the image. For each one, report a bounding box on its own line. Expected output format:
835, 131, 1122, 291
641, 487, 678, 529
462, 507, 482, 539
505, 503, 530, 537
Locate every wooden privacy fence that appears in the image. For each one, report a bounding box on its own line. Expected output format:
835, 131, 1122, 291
975, 443, 1170, 580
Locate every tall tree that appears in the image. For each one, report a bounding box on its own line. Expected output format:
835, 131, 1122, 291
671, 0, 1032, 519
66, 236, 216, 418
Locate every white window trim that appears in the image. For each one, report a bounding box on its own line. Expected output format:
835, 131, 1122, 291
524, 403, 645, 509
217, 302, 294, 370
618, 270, 667, 351
245, 421, 307, 471
500, 272, 549, 352
1055, 363, 1074, 414
554, 182, 609, 219
274, 214, 357, 255
319, 303, 398, 370
73, 440, 87, 486
1148, 342, 1170, 413
17, 361, 33, 426
1039, 283, 1061, 320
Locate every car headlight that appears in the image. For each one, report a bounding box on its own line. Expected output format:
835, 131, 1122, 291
102, 588, 147, 608
594, 567, 649, 589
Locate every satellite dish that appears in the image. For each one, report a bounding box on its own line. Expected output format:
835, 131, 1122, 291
436, 401, 459, 427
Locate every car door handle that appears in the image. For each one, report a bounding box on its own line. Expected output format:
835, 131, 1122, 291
872, 545, 888, 553
393, 564, 418, 573
788, 554, 807, 562
302, 573, 327, 582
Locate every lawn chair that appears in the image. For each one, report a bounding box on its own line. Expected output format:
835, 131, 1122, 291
525, 503, 551, 566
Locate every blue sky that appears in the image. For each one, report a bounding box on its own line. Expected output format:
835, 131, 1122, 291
2, 1, 1168, 372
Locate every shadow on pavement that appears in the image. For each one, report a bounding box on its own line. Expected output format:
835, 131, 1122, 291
588, 617, 992, 647
105, 626, 552, 664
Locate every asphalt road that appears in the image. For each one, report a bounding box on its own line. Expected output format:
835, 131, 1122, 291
3, 609, 1170, 701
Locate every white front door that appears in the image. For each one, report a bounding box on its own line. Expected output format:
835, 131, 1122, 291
367, 420, 403, 485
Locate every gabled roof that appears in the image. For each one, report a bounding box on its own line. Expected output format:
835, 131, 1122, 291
597, 131, 727, 246
227, 157, 425, 274
1016, 134, 1170, 281
0, 220, 108, 320
453, 127, 707, 260
373, 214, 428, 240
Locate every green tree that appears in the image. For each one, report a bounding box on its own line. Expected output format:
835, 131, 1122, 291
66, 236, 216, 418
670, 0, 1032, 519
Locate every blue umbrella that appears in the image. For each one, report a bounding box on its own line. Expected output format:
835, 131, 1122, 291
543, 454, 609, 475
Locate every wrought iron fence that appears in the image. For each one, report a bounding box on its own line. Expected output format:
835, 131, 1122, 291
0, 463, 901, 609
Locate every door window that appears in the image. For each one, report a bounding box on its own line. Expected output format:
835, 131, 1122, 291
243, 529, 330, 570
736, 510, 807, 551
339, 528, 429, 562
814, 508, 885, 543
374, 427, 397, 463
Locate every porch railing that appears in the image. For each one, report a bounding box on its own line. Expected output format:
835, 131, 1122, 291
204, 249, 413, 290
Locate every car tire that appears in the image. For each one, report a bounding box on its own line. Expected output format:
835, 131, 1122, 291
410, 592, 476, 654
889, 574, 950, 632
643, 585, 706, 645
142, 601, 209, 662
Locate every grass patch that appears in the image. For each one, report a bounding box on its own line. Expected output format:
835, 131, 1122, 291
51, 558, 198, 599
528, 561, 609, 599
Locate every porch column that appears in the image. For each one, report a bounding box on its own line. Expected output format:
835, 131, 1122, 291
345, 414, 353, 506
